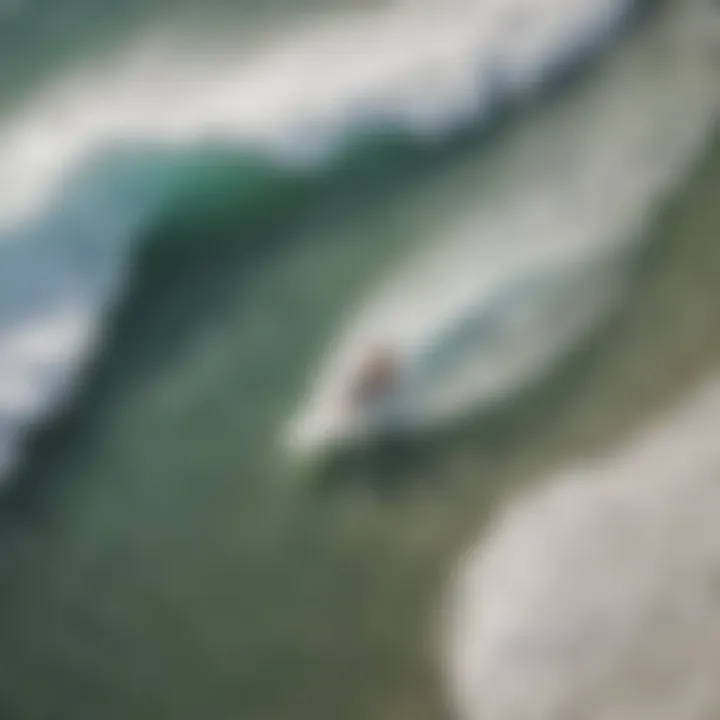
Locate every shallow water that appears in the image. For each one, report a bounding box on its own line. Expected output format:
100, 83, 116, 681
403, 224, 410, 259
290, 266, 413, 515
0, 1, 718, 719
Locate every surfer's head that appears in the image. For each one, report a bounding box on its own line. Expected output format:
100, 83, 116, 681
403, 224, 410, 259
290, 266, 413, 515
348, 347, 399, 409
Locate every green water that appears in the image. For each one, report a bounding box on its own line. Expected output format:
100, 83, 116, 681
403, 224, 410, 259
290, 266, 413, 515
0, 3, 719, 719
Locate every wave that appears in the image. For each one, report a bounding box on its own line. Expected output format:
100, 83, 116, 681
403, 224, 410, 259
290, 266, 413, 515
0, 0, 649, 481
444, 377, 720, 719
286, 0, 719, 456
0, 0, 642, 227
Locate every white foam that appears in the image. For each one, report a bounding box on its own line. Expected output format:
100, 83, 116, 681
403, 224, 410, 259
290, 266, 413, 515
0, 0, 634, 228
445, 378, 720, 719
287, 0, 720, 455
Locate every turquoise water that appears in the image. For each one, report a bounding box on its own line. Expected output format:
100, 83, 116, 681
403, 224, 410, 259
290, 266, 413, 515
0, 1, 718, 718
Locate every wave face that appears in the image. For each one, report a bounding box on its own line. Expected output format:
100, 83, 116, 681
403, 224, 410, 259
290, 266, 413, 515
444, 378, 720, 720
286, 0, 719, 455
0, 0, 644, 480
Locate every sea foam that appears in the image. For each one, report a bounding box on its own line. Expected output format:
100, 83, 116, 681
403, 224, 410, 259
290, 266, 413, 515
444, 378, 720, 720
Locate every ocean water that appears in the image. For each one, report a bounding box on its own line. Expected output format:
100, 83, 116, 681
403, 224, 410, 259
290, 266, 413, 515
0, 0, 718, 718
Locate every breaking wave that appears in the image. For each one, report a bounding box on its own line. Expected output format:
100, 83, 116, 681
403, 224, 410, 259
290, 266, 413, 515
0, 0, 682, 478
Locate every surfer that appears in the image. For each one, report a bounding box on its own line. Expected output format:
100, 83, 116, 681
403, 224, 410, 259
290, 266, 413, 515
348, 348, 399, 408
